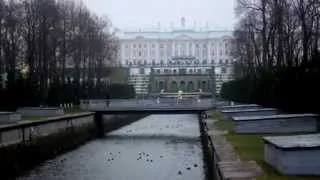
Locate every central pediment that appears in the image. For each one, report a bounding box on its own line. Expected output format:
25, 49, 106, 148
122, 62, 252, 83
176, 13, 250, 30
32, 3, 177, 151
173, 34, 193, 40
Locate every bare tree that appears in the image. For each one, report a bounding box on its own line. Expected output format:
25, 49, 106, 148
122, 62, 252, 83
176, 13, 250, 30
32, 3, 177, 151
0, 0, 118, 104
234, 0, 320, 74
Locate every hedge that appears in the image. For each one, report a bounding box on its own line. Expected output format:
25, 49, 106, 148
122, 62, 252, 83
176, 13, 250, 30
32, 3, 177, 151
221, 66, 320, 114
0, 78, 135, 111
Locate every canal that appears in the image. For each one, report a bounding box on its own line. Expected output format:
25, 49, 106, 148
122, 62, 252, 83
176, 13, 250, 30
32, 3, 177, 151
18, 114, 206, 180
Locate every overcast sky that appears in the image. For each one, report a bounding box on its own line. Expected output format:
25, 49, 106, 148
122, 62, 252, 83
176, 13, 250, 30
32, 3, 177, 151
83, 0, 236, 30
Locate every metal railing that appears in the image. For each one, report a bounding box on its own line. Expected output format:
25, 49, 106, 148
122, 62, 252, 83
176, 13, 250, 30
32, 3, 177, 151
80, 98, 214, 111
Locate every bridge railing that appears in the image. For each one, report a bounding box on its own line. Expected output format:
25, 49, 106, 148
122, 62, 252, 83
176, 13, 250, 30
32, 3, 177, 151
80, 98, 214, 111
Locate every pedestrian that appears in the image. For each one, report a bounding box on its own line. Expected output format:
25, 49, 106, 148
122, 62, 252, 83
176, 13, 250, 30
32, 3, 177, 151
106, 93, 110, 107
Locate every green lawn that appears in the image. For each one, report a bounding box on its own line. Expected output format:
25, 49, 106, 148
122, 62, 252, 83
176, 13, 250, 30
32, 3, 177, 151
63, 107, 86, 114
212, 111, 320, 180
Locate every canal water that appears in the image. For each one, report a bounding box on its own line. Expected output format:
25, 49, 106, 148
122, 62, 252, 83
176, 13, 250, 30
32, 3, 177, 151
18, 114, 206, 180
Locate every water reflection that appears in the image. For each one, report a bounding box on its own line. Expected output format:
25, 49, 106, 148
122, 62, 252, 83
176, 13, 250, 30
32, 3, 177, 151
18, 114, 205, 180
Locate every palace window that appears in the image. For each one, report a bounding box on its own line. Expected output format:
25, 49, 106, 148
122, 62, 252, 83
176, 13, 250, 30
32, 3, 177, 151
139, 44, 142, 48
195, 49, 200, 56
166, 44, 171, 56
222, 67, 227, 74
160, 49, 164, 57
181, 44, 186, 56
140, 68, 145, 74
125, 49, 130, 57
202, 50, 207, 57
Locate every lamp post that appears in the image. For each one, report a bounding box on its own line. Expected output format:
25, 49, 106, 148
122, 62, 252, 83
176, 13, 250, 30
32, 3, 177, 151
211, 65, 216, 106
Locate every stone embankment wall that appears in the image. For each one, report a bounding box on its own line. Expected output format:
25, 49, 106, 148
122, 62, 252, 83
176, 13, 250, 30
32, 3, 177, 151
0, 113, 145, 179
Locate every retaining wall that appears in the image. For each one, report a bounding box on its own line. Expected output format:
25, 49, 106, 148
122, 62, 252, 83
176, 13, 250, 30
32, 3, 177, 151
0, 112, 145, 179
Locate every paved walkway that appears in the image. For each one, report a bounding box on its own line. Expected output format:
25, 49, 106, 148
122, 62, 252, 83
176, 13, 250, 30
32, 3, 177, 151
203, 118, 263, 180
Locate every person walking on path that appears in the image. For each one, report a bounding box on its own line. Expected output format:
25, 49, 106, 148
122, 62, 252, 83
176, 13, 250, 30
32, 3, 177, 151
106, 93, 110, 108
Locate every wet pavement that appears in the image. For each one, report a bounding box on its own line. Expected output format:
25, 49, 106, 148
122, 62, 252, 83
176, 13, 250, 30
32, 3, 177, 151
18, 114, 206, 180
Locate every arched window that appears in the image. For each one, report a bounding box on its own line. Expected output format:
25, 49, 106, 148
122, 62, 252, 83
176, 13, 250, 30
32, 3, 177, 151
202, 81, 207, 91
222, 67, 227, 74
187, 81, 194, 92
139, 68, 145, 74
158, 81, 164, 91
171, 81, 178, 92
180, 81, 186, 91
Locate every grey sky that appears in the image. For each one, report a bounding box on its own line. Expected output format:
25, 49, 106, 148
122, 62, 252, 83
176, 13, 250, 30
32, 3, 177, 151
83, 0, 236, 31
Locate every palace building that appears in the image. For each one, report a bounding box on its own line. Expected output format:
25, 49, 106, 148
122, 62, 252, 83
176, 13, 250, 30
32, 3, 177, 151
118, 18, 235, 96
